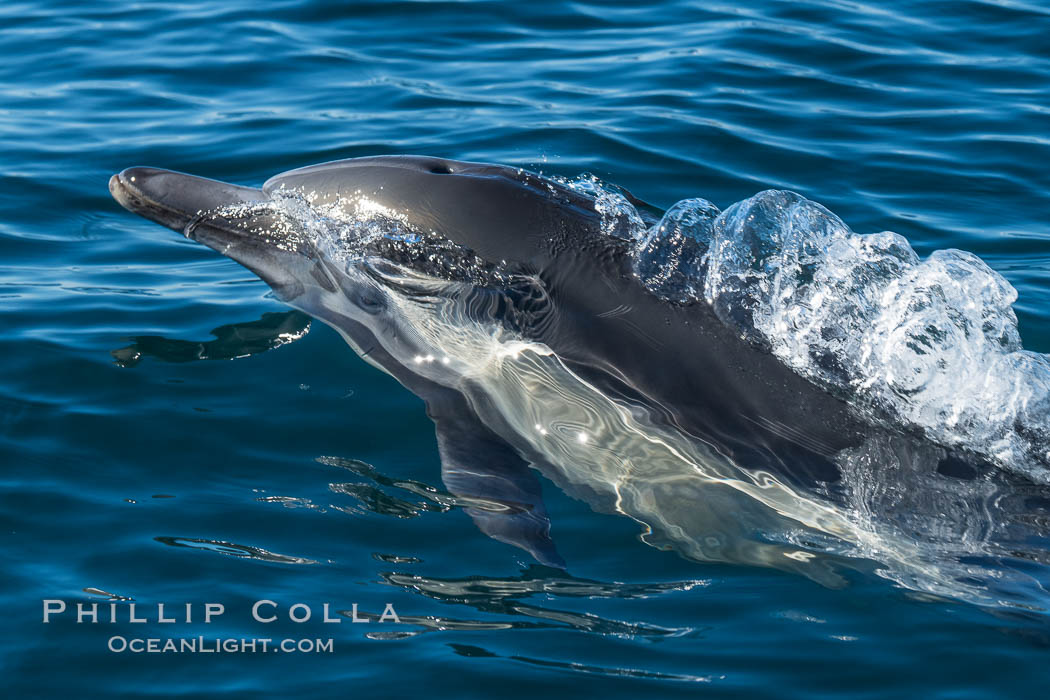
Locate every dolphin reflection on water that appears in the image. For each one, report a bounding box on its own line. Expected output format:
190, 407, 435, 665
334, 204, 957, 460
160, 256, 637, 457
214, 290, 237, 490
110, 156, 1050, 611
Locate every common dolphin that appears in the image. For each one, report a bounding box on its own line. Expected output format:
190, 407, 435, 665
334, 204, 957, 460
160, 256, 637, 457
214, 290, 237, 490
109, 156, 1050, 604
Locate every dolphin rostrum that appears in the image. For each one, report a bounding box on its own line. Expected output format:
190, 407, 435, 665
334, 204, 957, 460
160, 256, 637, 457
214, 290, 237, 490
110, 156, 1050, 605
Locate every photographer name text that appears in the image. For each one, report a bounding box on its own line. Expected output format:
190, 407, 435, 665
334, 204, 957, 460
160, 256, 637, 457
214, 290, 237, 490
42, 599, 401, 624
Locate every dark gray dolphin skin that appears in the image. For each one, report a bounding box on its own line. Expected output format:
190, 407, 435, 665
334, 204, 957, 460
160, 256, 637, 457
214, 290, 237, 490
110, 155, 867, 461
107, 156, 953, 570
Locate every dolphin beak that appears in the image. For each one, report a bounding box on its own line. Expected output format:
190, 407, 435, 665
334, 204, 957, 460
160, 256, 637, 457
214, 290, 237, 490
109, 167, 310, 300
109, 167, 267, 232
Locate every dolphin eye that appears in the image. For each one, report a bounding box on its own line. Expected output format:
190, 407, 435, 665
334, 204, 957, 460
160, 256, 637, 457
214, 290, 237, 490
353, 287, 386, 315
429, 163, 453, 174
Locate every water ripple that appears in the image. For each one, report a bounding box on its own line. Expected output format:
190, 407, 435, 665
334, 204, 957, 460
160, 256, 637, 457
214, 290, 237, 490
3, 0, 1050, 696
153, 537, 318, 565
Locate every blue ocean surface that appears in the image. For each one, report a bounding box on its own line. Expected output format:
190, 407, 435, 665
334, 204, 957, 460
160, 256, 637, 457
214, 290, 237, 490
3, 1, 1050, 697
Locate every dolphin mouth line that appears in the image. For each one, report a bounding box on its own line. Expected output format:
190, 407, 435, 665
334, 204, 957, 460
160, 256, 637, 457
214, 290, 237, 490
109, 168, 225, 242
110, 167, 318, 300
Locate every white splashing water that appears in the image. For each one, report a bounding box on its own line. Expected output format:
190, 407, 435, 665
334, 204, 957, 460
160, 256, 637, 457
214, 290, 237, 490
575, 180, 1050, 481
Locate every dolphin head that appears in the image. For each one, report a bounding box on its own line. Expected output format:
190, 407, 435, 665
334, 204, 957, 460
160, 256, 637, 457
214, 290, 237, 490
109, 156, 623, 376
111, 156, 602, 276
109, 155, 612, 284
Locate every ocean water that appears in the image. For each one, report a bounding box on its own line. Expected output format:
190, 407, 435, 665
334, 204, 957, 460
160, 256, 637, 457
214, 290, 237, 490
3, 1, 1050, 697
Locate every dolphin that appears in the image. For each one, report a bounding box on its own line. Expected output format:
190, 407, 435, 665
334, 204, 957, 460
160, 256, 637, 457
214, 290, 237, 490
109, 157, 867, 467
109, 156, 1050, 602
